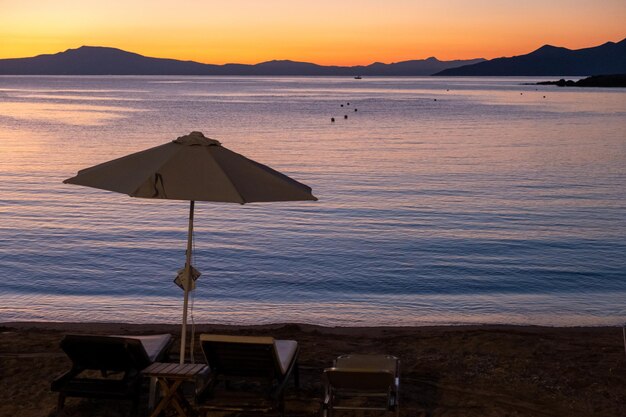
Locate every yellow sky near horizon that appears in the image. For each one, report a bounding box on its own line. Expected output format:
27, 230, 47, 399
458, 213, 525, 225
0, 0, 625, 65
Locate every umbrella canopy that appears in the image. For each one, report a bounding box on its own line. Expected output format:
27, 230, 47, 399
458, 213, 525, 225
64, 131, 316, 203
64, 131, 317, 363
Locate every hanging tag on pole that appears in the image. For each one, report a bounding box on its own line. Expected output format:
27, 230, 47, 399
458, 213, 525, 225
174, 265, 201, 291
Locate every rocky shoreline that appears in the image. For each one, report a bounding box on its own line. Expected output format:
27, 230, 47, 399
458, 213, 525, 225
534, 74, 626, 87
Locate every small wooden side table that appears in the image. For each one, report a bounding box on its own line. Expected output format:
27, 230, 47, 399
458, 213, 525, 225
143, 362, 209, 417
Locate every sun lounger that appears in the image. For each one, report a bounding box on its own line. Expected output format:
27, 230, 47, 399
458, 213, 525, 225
198, 334, 300, 416
323, 354, 400, 416
51, 334, 173, 415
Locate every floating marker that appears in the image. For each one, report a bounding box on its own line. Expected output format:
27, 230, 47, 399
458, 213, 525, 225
331, 117, 335, 122
344, 115, 348, 119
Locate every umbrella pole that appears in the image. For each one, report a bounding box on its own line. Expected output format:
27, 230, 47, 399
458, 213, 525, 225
180, 200, 195, 364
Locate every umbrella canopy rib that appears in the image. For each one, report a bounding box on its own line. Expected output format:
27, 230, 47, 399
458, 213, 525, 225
208, 147, 247, 204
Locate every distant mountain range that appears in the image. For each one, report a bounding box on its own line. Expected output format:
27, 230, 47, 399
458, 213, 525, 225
2, 38, 624, 76
435, 38, 626, 76
0, 46, 484, 76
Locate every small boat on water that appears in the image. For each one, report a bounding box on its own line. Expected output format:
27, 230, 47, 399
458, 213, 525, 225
354, 75, 362, 79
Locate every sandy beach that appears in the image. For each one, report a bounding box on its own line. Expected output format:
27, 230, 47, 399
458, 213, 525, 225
0, 322, 624, 416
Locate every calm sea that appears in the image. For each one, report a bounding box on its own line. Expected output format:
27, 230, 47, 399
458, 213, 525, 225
0, 76, 625, 326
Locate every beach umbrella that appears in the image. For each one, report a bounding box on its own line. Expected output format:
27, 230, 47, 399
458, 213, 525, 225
64, 131, 317, 363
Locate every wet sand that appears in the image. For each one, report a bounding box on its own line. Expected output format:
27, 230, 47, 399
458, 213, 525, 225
0, 322, 624, 416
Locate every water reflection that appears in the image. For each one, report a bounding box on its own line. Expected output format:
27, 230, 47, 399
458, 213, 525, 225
0, 101, 139, 125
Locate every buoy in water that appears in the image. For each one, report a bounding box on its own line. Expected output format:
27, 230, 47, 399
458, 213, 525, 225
331, 117, 335, 122
344, 115, 348, 119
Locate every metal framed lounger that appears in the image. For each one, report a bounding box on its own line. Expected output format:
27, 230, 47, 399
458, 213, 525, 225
51, 333, 173, 415
198, 334, 300, 416
323, 354, 400, 416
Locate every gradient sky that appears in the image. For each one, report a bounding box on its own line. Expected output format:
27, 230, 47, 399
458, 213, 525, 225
1, 0, 625, 65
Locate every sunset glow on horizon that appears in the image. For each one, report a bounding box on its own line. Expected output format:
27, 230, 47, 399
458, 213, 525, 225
1, 0, 625, 65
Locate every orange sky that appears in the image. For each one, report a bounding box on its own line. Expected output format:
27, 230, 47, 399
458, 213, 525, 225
0, 0, 625, 65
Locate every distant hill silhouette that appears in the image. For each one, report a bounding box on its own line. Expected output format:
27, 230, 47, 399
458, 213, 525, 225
0, 46, 485, 76
435, 38, 626, 76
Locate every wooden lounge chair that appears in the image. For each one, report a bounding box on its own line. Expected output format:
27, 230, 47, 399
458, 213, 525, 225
51, 334, 173, 415
322, 354, 400, 416
198, 334, 300, 416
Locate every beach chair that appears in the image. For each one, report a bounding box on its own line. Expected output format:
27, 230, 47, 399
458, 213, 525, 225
51, 333, 173, 415
322, 354, 400, 416
198, 334, 300, 416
